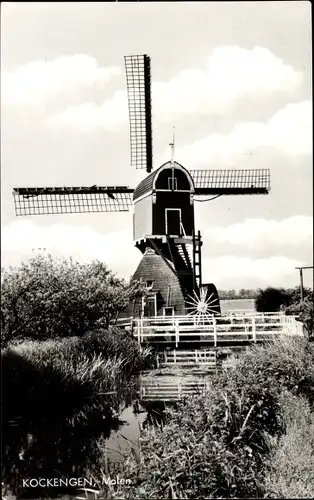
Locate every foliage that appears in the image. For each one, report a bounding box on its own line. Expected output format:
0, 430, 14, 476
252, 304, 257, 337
1, 254, 146, 346
254, 286, 313, 336
255, 287, 290, 312
286, 296, 314, 337
95, 337, 314, 499
298, 297, 314, 336
265, 392, 314, 499
227, 337, 314, 409
2, 331, 151, 425
285, 285, 313, 304
78, 328, 155, 376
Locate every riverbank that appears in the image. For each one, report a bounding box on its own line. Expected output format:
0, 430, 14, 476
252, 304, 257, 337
3, 311, 313, 499
96, 336, 314, 499
2, 328, 152, 498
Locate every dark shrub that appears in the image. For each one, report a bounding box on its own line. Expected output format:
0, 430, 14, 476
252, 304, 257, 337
255, 287, 290, 312
100, 337, 314, 499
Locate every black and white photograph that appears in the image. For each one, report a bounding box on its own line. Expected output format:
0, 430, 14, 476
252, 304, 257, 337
1, 2, 313, 499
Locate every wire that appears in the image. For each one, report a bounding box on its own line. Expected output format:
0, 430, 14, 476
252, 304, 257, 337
195, 194, 222, 202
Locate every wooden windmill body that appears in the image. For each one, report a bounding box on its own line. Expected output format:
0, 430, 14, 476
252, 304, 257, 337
132, 159, 200, 318
13, 55, 271, 319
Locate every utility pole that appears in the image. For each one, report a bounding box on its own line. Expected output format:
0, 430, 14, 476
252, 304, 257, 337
295, 266, 313, 301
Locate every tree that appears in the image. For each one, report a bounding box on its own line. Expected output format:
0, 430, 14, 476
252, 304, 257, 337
285, 286, 312, 305
285, 288, 314, 338
1, 254, 145, 346
299, 297, 314, 337
255, 287, 290, 312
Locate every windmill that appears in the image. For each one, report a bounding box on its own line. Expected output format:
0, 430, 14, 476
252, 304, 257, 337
12, 54, 270, 319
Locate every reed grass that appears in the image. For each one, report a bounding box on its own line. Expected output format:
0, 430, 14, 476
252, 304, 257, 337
2, 328, 152, 425
96, 336, 314, 499
265, 391, 314, 499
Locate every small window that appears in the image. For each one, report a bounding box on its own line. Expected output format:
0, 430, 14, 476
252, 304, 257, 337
146, 280, 154, 289
168, 177, 177, 190
164, 306, 174, 317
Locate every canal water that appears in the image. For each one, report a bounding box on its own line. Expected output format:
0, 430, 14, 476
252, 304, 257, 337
220, 298, 255, 313
86, 298, 256, 464
2, 372, 212, 500
3, 299, 254, 499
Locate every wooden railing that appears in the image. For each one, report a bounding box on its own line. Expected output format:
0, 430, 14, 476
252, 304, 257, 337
140, 374, 210, 401
114, 313, 304, 345
156, 349, 217, 367
133, 314, 302, 346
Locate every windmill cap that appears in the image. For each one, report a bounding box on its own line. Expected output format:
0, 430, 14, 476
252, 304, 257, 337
133, 161, 195, 201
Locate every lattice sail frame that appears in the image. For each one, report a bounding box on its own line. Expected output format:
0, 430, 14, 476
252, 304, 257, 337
124, 54, 153, 173
190, 169, 270, 195
13, 187, 134, 216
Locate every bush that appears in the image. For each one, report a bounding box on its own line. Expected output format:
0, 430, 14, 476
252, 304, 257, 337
223, 336, 314, 408
265, 392, 314, 499
298, 297, 314, 337
2, 330, 151, 425
78, 328, 155, 376
255, 286, 314, 337
98, 337, 314, 499
255, 287, 290, 312
1, 254, 145, 346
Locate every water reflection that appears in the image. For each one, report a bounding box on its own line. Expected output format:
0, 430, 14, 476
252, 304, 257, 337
140, 372, 210, 401
2, 371, 210, 499
2, 413, 121, 499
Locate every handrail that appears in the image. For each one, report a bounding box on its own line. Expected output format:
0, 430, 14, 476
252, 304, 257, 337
113, 313, 302, 341
129, 312, 303, 343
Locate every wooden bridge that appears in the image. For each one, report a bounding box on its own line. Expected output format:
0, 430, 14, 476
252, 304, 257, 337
116, 312, 305, 368
117, 312, 304, 347
140, 374, 210, 401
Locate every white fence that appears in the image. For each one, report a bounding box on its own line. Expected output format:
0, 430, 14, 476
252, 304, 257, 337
140, 374, 210, 401
130, 313, 303, 346
156, 349, 217, 367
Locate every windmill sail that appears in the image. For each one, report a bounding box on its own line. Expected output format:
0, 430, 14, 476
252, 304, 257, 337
12, 186, 134, 216
124, 54, 153, 173
190, 169, 270, 195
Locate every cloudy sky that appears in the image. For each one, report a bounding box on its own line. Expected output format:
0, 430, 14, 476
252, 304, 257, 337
1, 1, 313, 290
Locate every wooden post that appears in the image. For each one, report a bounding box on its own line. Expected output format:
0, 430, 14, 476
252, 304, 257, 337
174, 350, 176, 365
164, 350, 168, 364
156, 353, 160, 368
175, 319, 179, 347
141, 317, 144, 343
198, 230, 202, 289
213, 316, 217, 347
137, 319, 141, 344
252, 317, 256, 342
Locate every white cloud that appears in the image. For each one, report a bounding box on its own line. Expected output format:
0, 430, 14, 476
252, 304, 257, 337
206, 215, 313, 248
1, 220, 140, 278
46, 90, 128, 133
153, 46, 303, 119
175, 100, 312, 166
1, 54, 121, 106
45, 46, 304, 132
2, 217, 311, 289
202, 255, 304, 288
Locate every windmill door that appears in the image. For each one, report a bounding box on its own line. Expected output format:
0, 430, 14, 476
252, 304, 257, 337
143, 294, 157, 317
165, 209, 181, 235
